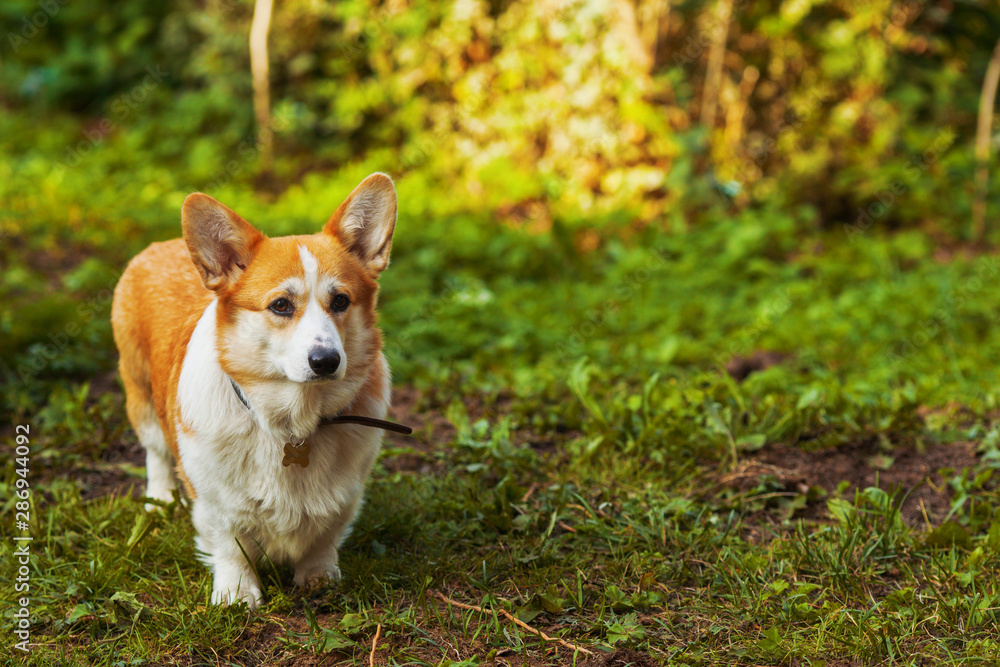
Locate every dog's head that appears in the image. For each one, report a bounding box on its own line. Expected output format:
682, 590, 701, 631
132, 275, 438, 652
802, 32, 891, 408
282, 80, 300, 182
181, 173, 396, 387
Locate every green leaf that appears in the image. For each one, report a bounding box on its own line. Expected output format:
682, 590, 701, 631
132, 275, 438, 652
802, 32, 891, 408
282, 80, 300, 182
737, 434, 767, 451
827, 498, 854, 524
317, 629, 355, 651
568, 360, 608, 427
338, 612, 368, 632
986, 520, 1000, 552
515, 606, 541, 623
924, 521, 972, 549
606, 613, 645, 645
606, 622, 628, 645
604, 584, 631, 609
884, 587, 914, 610
110, 591, 141, 610
757, 626, 782, 652
796, 388, 822, 409
867, 454, 894, 470
111, 591, 151, 620
65, 603, 92, 624
126, 512, 156, 553
537, 592, 564, 614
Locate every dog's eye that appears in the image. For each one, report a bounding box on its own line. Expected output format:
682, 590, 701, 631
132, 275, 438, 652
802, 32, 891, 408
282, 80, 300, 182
331, 294, 350, 312
269, 298, 293, 316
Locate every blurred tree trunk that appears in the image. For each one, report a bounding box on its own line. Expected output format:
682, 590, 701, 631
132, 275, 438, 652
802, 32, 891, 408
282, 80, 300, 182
638, 0, 670, 69
973, 37, 1000, 241
615, 0, 651, 72
700, 0, 734, 131
250, 0, 274, 170
619, 1, 670, 71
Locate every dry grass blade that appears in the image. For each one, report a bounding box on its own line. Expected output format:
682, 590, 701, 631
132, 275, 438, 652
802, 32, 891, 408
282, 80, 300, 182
428, 590, 595, 656
369, 623, 381, 666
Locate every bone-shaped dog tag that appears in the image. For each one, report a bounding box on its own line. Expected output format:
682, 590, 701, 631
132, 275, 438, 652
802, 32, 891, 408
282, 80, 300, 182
282, 442, 310, 468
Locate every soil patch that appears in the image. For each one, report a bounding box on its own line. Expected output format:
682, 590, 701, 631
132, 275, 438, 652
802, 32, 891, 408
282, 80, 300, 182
726, 438, 978, 525
76, 428, 145, 501
380, 384, 456, 474
579, 648, 657, 667
76, 375, 145, 500
725, 351, 789, 382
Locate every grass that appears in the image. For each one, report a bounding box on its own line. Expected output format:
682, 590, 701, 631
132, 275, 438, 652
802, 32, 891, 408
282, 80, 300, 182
4, 399, 1000, 665
5, 123, 1000, 664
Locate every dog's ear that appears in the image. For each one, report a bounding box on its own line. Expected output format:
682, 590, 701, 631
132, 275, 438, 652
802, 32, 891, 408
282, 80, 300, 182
324, 173, 397, 277
182, 193, 265, 292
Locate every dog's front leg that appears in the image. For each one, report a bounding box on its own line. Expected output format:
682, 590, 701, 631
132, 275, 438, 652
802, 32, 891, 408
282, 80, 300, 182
293, 542, 341, 587
210, 549, 263, 609
192, 502, 263, 609
292, 506, 360, 587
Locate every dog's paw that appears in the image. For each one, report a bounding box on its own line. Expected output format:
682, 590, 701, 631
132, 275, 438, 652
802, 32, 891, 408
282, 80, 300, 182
143, 497, 172, 513
211, 583, 263, 610
143, 486, 177, 513
293, 564, 341, 588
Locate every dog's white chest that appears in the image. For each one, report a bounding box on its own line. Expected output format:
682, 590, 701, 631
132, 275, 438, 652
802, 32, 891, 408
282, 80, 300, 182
174, 300, 385, 563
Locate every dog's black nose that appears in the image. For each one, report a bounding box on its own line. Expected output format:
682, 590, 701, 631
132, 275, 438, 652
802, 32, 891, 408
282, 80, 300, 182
308, 348, 341, 377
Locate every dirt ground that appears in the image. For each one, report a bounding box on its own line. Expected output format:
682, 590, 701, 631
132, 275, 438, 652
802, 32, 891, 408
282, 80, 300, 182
719, 435, 978, 528
720, 352, 980, 527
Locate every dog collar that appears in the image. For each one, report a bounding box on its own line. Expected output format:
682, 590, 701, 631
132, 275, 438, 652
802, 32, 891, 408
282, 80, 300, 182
229, 378, 413, 468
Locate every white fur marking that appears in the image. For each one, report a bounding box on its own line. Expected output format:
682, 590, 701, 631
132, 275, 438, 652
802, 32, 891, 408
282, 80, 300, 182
136, 416, 175, 510
299, 245, 319, 290
273, 246, 345, 383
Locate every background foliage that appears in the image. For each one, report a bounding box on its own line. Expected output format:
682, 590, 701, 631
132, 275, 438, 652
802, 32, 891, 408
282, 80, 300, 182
3, 0, 1000, 388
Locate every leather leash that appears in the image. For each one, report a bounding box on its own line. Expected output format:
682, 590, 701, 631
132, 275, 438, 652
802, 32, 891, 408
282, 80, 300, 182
317, 413, 413, 434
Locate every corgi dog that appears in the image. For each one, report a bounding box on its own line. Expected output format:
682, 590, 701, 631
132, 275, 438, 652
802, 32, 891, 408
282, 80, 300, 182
111, 173, 399, 609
